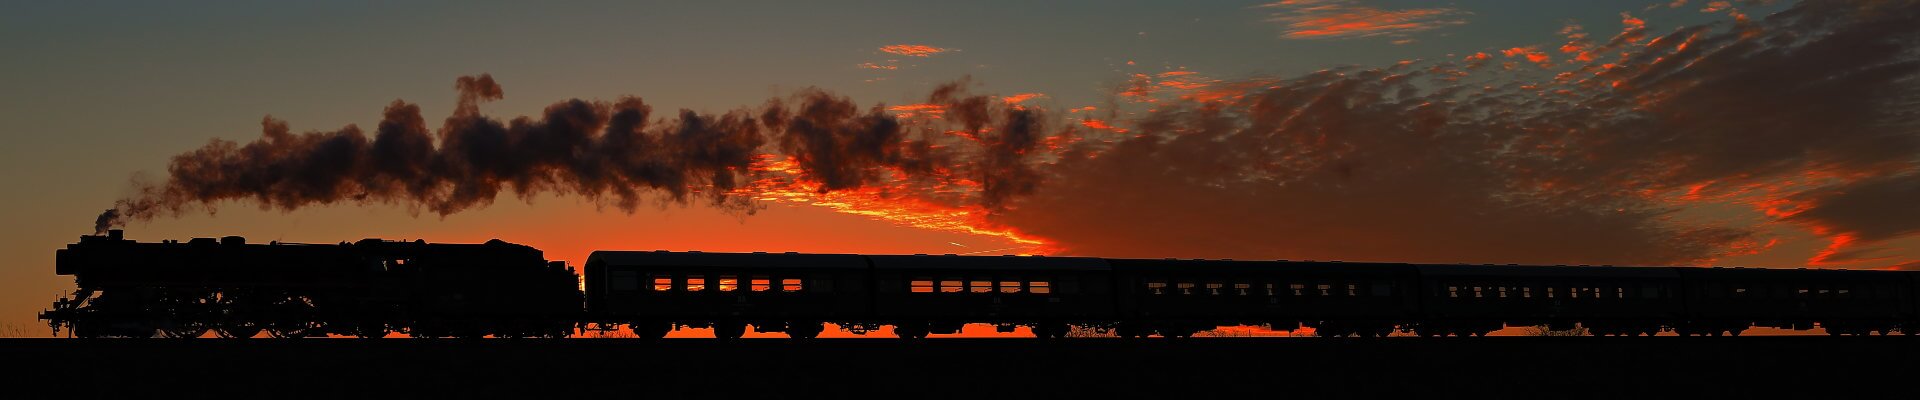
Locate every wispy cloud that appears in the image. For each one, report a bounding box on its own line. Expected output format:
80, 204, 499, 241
879, 44, 954, 57
1257, 0, 1470, 40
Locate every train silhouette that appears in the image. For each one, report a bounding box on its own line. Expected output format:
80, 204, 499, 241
40, 230, 1919, 339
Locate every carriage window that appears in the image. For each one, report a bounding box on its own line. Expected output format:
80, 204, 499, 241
1266, 283, 1278, 296
1030, 281, 1052, 294
781, 278, 803, 292
751, 277, 772, 292
1522, 287, 1533, 298
1290, 284, 1306, 296
911, 280, 935, 293
653, 275, 673, 291
718, 276, 739, 292
1732, 286, 1747, 297
1796, 288, 1810, 298
1546, 287, 1556, 298
1316, 284, 1332, 296
1615, 287, 1625, 299
1347, 284, 1358, 297
1472, 287, 1484, 298
1649, 286, 1666, 299
970, 280, 994, 293
1177, 282, 1196, 295
1448, 286, 1460, 298
610, 271, 639, 292
1233, 283, 1251, 296
686, 276, 707, 292
939, 280, 964, 293
1146, 282, 1167, 295
1372, 283, 1392, 297
1205, 283, 1224, 295
1837, 288, 1851, 298
1000, 281, 1023, 294
1497, 286, 1509, 298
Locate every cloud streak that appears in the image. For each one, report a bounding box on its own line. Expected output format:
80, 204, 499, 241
1258, 0, 1470, 40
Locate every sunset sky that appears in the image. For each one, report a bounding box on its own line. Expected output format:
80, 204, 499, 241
3, 0, 1918, 333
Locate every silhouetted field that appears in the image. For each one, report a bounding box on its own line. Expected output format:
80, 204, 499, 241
3, 337, 1912, 398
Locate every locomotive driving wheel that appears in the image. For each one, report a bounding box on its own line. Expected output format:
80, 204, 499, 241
265, 295, 319, 338
157, 290, 216, 339
213, 291, 261, 339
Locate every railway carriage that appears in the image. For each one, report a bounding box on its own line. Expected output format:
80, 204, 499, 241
868, 254, 1113, 338
1676, 267, 1915, 336
1108, 259, 1418, 338
1413, 265, 1682, 337
583, 251, 869, 339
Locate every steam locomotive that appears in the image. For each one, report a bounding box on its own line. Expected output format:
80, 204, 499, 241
41, 230, 1920, 339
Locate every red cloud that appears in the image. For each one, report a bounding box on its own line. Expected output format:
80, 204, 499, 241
879, 44, 952, 57
1259, 0, 1470, 40
1001, 93, 1045, 105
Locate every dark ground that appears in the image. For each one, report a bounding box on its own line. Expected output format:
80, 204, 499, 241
2, 337, 1914, 399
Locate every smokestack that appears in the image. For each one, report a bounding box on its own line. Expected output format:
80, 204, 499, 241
107, 229, 123, 241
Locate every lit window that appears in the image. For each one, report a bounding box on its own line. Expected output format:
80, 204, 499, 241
686, 275, 706, 292
911, 280, 934, 293
1290, 284, 1306, 296
1615, 287, 1624, 299
1546, 287, 1556, 298
940, 280, 964, 293
970, 280, 993, 293
1265, 283, 1277, 296
1205, 283, 1224, 295
1233, 283, 1251, 296
1838, 288, 1851, 298
718, 276, 738, 292
1522, 287, 1533, 298
1448, 286, 1459, 298
1177, 282, 1195, 295
1316, 284, 1332, 296
1497, 287, 1508, 298
750, 277, 772, 292
1473, 287, 1484, 298
1000, 281, 1022, 294
653, 275, 673, 291
1146, 282, 1167, 295
1347, 284, 1358, 297
782, 278, 803, 292
1030, 281, 1052, 294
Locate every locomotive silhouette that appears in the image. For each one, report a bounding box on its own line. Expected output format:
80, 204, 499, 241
41, 230, 1920, 338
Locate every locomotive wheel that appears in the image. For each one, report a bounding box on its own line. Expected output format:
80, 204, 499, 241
787, 322, 823, 340
633, 322, 672, 339
894, 323, 929, 339
160, 323, 210, 339
355, 323, 389, 339
267, 322, 319, 339
216, 324, 261, 339
713, 322, 747, 340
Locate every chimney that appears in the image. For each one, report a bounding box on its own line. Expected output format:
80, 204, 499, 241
107, 229, 124, 241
